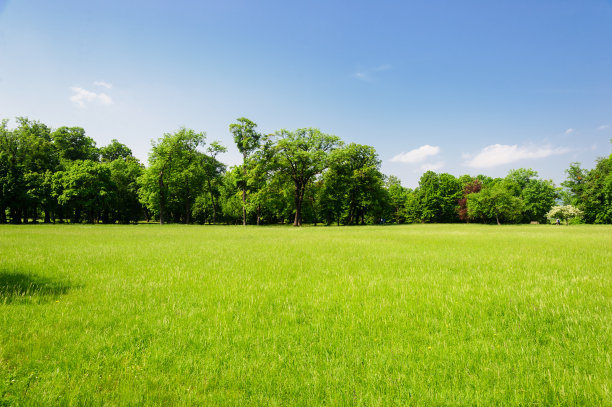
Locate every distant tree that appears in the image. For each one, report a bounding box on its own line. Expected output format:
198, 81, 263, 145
561, 162, 588, 206
546, 205, 583, 225
229, 118, 261, 226
105, 157, 144, 223
457, 178, 482, 222
467, 182, 523, 225
581, 151, 612, 223
138, 128, 206, 224
100, 139, 133, 162
271, 128, 340, 226
55, 160, 113, 223
52, 127, 99, 162
201, 141, 227, 224
385, 175, 408, 224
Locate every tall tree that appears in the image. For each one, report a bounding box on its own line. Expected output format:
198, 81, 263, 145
138, 128, 206, 224
229, 118, 261, 226
467, 182, 523, 225
271, 128, 340, 226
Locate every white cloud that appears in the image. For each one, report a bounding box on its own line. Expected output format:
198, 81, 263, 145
464, 143, 570, 169
597, 124, 610, 131
391, 145, 440, 163
352, 64, 392, 81
565, 128, 575, 134
70, 87, 113, 108
420, 161, 445, 172
93, 81, 113, 89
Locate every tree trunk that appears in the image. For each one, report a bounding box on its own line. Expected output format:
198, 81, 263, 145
0, 206, 6, 224
256, 204, 260, 226
293, 184, 305, 226
496, 215, 501, 225
44, 209, 50, 224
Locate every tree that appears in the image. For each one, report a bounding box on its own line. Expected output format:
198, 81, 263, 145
457, 178, 482, 222
200, 141, 227, 224
467, 182, 523, 225
324, 143, 385, 225
105, 157, 144, 223
52, 127, 99, 162
385, 175, 408, 224
229, 118, 261, 226
546, 205, 583, 225
100, 139, 133, 162
138, 128, 206, 224
561, 162, 588, 206
271, 128, 340, 226
581, 152, 612, 223
55, 160, 113, 223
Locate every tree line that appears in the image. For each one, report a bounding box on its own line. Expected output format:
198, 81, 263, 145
1, 117, 611, 225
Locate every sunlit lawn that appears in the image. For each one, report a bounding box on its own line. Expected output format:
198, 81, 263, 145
1, 224, 610, 405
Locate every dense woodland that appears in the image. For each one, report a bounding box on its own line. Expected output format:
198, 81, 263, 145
1, 117, 611, 225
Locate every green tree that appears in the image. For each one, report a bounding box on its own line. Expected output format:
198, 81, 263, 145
271, 128, 340, 226
52, 127, 99, 162
55, 160, 113, 223
385, 176, 408, 224
546, 205, 583, 225
229, 118, 261, 226
581, 152, 612, 223
139, 128, 206, 224
100, 139, 133, 162
467, 182, 524, 225
561, 162, 588, 206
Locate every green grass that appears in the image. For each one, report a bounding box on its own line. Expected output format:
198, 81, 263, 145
0, 224, 610, 406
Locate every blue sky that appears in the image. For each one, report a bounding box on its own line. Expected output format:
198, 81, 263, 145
1, 0, 611, 187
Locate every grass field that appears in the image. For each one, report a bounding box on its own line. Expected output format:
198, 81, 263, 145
0, 224, 610, 405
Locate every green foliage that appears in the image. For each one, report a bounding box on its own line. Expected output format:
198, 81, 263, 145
271, 128, 340, 226
546, 205, 583, 225
467, 182, 523, 224
52, 126, 99, 162
138, 128, 206, 224
100, 139, 133, 162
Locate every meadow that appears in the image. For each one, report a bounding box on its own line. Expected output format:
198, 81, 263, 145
0, 224, 610, 405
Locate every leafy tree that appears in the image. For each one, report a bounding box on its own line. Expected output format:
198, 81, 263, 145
581, 153, 612, 223
55, 160, 113, 223
324, 143, 385, 225
139, 128, 206, 224
105, 157, 144, 223
100, 139, 133, 162
561, 162, 588, 206
546, 205, 583, 225
457, 178, 482, 222
201, 141, 227, 224
52, 127, 99, 162
271, 128, 340, 226
467, 182, 523, 225
229, 118, 261, 225
385, 175, 408, 224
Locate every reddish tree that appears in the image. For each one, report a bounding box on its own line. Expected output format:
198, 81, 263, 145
457, 179, 482, 222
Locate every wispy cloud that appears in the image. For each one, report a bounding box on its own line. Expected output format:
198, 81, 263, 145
464, 143, 570, 169
70, 87, 113, 108
597, 124, 610, 131
391, 145, 440, 163
565, 128, 575, 134
352, 64, 392, 81
93, 81, 113, 89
